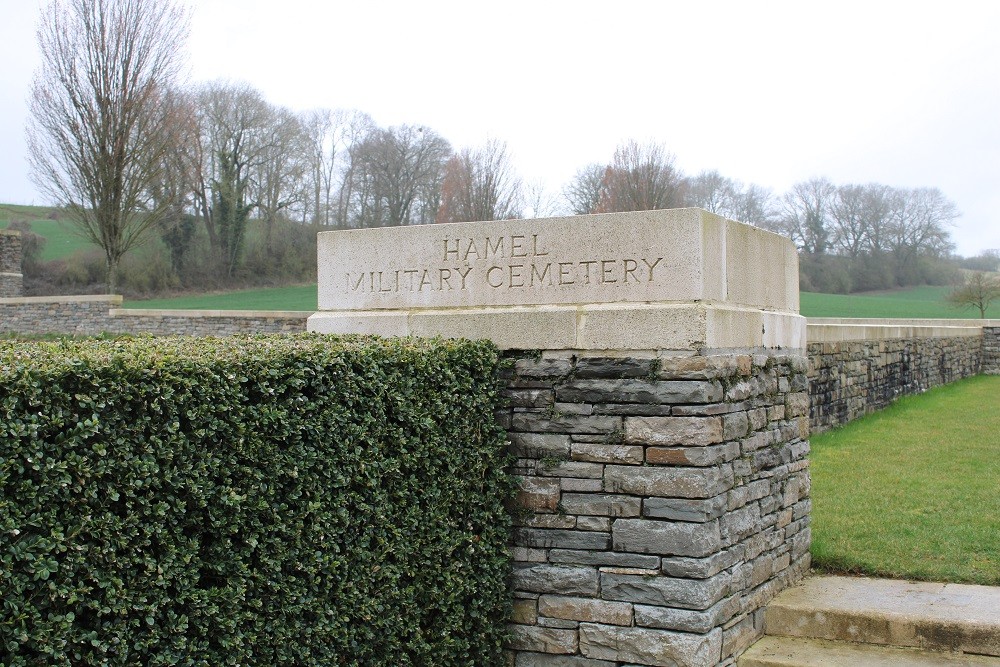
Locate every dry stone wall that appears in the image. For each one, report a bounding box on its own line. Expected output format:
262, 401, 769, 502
807, 335, 983, 432
0, 296, 308, 336
0, 230, 23, 298
985, 327, 1000, 374
110, 310, 308, 336
501, 351, 811, 667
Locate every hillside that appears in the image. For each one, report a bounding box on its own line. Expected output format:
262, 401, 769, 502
0, 204, 97, 262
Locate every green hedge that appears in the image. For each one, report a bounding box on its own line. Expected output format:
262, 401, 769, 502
0, 335, 513, 666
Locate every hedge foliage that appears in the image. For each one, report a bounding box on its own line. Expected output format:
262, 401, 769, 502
0, 334, 513, 666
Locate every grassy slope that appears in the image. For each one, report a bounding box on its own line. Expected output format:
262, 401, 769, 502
809, 375, 1000, 585
0, 204, 98, 262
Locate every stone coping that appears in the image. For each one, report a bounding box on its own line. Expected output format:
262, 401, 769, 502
0, 294, 123, 305
807, 323, 984, 343
809, 317, 1000, 327
0, 295, 307, 320
308, 302, 806, 351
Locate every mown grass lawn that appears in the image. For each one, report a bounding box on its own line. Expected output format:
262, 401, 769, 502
121, 283, 995, 316
124, 283, 989, 317
121, 284, 317, 311
809, 374, 1000, 585
800, 285, 1000, 319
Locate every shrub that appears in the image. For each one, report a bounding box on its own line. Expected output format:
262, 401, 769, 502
800, 253, 853, 294
117, 246, 180, 296
0, 334, 513, 666
240, 221, 318, 284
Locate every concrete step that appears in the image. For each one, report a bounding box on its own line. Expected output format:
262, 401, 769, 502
763, 575, 1000, 657
740, 636, 1000, 667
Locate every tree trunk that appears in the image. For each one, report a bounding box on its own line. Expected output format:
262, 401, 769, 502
106, 255, 119, 295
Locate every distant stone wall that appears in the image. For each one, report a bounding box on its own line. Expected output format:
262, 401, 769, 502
0, 230, 23, 298
807, 321, 989, 432
110, 308, 309, 336
503, 351, 811, 667
0, 296, 308, 336
985, 327, 1000, 374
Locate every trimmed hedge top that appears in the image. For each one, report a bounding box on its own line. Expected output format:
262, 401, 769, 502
0, 334, 513, 666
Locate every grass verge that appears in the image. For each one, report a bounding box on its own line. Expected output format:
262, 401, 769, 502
123, 284, 986, 316
809, 374, 1000, 585
122, 284, 317, 311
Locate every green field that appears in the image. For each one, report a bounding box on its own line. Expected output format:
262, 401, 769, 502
809, 375, 1000, 585
801, 285, 999, 319
122, 284, 318, 311
0, 204, 99, 262
122, 284, 994, 317
4, 203, 996, 317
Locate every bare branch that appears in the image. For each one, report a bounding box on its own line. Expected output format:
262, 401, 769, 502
436, 139, 522, 224
27, 0, 190, 293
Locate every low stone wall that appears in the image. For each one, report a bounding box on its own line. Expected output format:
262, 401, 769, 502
110, 308, 308, 336
0, 295, 308, 336
502, 351, 811, 667
3, 297, 997, 403
985, 327, 1000, 375
806, 320, 995, 432
0, 230, 23, 298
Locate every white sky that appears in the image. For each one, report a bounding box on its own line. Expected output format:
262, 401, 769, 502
2, 0, 998, 256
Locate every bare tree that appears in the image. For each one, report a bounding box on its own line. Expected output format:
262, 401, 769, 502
300, 109, 333, 228
349, 125, 451, 228
436, 139, 522, 223
150, 87, 200, 275
889, 187, 958, 270
253, 106, 308, 249
301, 108, 368, 229
192, 81, 275, 277
599, 141, 688, 212
829, 184, 869, 258
524, 179, 565, 219
824, 183, 891, 258
330, 111, 377, 229
728, 183, 776, 229
959, 250, 1000, 273
563, 141, 687, 215
27, 0, 189, 293
778, 178, 835, 255
688, 170, 733, 215
564, 163, 609, 215
946, 271, 1000, 318
689, 170, 775, 228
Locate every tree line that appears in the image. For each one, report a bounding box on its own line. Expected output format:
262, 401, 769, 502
562, 144, 982, 293
26, 0, 995, 297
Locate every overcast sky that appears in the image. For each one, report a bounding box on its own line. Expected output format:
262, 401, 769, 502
2, 0, 998, 256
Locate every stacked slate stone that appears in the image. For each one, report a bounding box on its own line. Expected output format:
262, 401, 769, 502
985, 327, 1000, 375
0, 296, 309, 337
807, 337, 983, 432
0, 230, 23, 298
501, 351, 811, 667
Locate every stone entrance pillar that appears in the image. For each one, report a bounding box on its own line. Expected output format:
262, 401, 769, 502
0, 229, 23, 298
309, 208, 810, 667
